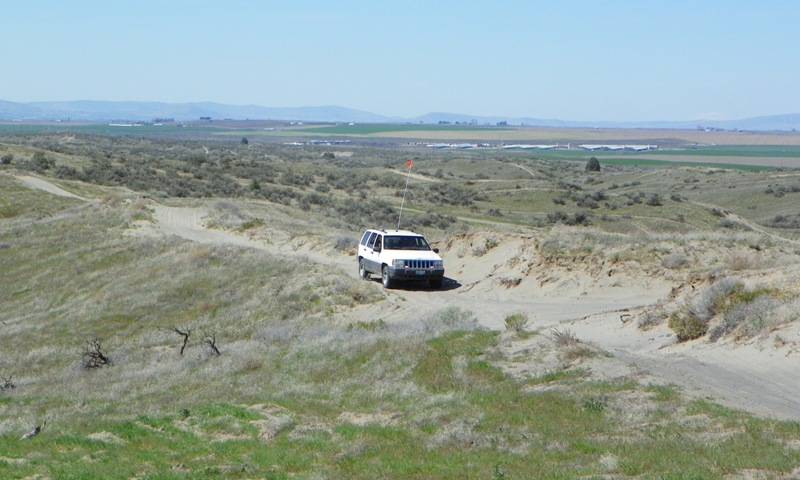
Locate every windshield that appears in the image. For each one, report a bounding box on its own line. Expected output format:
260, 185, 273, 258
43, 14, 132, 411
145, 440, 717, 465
384, 235, 431, 250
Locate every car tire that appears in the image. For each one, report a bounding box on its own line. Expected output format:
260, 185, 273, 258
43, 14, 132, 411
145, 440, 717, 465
381, 266, 393, 289
358, 259, 369, 279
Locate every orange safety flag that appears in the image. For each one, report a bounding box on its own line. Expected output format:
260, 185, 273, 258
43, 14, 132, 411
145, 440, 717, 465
405, 160, 414, 167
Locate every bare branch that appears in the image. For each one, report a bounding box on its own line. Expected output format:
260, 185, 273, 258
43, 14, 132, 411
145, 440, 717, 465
0, 374, 15, 392
169, 326, 192, 355
82, 338, 111, 369
204, 332, 221, 356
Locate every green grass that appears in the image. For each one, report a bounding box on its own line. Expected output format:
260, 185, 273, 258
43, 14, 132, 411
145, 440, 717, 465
6, 321, 799, 479
531, 149, 776, 170
664, 145, 800, 158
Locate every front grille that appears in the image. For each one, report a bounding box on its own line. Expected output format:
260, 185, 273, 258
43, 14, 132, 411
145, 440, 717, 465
404, 260, 436, 269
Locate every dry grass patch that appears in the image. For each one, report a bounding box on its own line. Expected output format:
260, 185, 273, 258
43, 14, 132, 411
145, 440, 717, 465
550, 327, 600, 362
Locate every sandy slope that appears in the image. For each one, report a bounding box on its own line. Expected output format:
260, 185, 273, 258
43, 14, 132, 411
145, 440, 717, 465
15, 174, 800, 422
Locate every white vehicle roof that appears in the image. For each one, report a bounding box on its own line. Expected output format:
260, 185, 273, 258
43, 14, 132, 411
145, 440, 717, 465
367, 229, 424, 237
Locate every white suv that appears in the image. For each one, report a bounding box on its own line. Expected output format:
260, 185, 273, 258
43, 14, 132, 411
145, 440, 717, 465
358, 229, 445, 289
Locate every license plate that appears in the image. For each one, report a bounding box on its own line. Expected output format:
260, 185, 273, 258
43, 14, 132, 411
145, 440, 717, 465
416, 270, 426, 276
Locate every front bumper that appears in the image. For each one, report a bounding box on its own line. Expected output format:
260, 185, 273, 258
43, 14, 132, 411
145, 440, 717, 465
387, 266, 445, 281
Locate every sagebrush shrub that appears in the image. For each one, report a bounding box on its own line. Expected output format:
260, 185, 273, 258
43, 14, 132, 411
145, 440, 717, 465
661, 253, 690, 269
472, 245, 488, 257
668, 277, 744, 341
668, 277, 788, 342
668, 310, 707, 341
693, 277, 744, 320
708, 287, 783, 341
504, 312, 529, 333
725, 250, 761, 271
332, 234, 357, 252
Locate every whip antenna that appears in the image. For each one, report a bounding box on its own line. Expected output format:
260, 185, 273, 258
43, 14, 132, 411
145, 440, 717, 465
397, 159, 414, 230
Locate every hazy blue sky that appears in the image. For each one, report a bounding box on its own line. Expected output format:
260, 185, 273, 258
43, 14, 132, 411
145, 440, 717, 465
2, 1, 797, 122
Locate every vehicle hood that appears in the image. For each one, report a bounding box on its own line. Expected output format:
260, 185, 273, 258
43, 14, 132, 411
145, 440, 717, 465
393, 250, 442, 261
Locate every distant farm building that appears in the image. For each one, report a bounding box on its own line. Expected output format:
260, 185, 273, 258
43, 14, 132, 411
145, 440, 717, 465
417, 143, 655, 151
426, 143, 478, 149
502, 143, 570, 150
578, 144, 657, 151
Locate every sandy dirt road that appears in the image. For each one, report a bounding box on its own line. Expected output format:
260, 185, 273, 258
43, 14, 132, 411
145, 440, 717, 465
15, 174, 800, 422
16, 175, 88, 200
147, 202, 800, 422
567, 310, 800, 421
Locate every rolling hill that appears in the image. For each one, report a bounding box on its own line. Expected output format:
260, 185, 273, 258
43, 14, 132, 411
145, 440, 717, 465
2, 99, 799, 131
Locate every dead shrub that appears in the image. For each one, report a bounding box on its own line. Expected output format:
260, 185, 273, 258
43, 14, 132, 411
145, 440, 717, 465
203, 331, 221, 356
550, 328, 595, 360
637, 307, 665, 330
1, 374, 15, 392
82, 338, 112, 369
498, 277, 522, 288
551, 327, 578, 347
164, 326, 192, 355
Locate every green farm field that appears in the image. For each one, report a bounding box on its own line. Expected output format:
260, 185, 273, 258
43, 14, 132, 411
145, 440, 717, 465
298, 124, 800, 146
6, 120, 800, 170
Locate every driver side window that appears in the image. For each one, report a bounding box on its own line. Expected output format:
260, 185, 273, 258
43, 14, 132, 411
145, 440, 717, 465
367, 232, 380, 250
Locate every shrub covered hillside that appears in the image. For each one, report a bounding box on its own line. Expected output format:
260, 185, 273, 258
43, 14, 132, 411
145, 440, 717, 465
2, 133, 800, 478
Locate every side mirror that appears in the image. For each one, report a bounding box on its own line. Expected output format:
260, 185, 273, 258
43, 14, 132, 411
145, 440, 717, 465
433, 248, 439, 254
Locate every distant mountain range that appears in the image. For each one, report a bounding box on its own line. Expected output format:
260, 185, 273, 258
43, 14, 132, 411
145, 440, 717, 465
1, 99, 799, 132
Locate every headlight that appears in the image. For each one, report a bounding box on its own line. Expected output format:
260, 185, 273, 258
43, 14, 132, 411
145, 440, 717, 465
392, 260, 405, 268
433, 260, 443, 268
